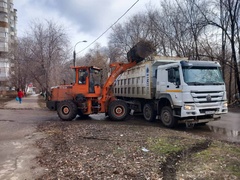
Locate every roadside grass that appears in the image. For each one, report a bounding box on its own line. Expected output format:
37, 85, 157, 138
146, 136, 240, 179
147, 136, 206, 155
177, 141, 240, 179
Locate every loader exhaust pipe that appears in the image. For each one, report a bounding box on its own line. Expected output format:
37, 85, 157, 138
127, 40, 155, 63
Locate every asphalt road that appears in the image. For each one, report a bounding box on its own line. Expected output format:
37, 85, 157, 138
0, 108, 58, 179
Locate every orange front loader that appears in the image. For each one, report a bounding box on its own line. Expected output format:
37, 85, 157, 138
47, 41, 155, 121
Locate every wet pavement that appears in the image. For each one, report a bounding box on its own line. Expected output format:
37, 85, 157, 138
196, 110, 240, 143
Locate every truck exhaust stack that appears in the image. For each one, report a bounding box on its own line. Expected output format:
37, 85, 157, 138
127, 40, 155, 63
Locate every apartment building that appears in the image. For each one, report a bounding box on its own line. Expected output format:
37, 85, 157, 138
0, 0, 17, 90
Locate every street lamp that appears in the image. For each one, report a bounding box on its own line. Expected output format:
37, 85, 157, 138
73, 40, 87, 66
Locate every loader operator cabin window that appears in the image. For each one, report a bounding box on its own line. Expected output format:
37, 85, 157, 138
79, 69, 88, 84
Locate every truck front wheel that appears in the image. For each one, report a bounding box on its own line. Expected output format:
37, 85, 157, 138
143, 103, 156, 122
57, 100, 77, 121
160, 106, 177, 128
108, 100, 129, 121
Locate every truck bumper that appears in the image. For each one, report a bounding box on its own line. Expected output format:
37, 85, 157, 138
180, 105, 228, 118
177, 103, 227, 124
178, 114, 221, 124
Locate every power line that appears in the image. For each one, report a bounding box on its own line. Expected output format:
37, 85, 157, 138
77, 0, 140, 54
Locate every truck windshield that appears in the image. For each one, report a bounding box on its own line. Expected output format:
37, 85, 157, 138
182, 66, 224, 85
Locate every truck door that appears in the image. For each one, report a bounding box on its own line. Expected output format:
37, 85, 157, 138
166, 67, 182, 105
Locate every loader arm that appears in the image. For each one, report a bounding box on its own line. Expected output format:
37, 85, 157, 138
99, 61, 137, 112
99, 40, 155, 113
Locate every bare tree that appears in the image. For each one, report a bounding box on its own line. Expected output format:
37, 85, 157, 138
12, 20, 70, 94
108, 0, 210, 60
108, 11, 158, 60
199, 0, 240, 102
10, 37, 33, 91
80, 44, 110, 85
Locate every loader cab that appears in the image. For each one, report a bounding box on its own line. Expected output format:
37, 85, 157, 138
73, 66, 102, 96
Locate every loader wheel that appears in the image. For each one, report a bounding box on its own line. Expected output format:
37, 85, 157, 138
143, 103, 156, 122
57, 100, 78, 121
160, 106, 177, 128
108, 100, 129, 121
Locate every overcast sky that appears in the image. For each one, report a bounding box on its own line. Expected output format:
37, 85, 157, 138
14, 0, 156, 55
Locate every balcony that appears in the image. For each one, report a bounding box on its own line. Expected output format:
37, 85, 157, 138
0, 0, 7, 13
0, 42, 8, 52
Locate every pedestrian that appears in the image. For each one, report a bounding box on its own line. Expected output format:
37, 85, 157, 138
17, 88, 24, 104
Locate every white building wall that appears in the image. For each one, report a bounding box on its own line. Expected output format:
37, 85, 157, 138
0, 58, 9, 79
0, 0, 17, 89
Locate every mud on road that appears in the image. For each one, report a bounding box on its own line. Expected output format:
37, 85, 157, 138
36, 116, 240, 180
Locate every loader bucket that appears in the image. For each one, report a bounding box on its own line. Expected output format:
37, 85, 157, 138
127, 40, 155, 63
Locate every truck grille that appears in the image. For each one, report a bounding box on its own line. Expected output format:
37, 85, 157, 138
190, 91, 224, 104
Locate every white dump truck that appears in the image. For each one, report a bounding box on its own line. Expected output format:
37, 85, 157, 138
114, 57, 228, 128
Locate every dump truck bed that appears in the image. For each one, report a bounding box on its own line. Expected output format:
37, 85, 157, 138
114, 58, 186, 99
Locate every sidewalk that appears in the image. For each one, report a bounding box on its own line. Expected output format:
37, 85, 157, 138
3, 94, 41, 109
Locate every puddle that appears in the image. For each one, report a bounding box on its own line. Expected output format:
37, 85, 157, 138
207, 125, 240, 142
178, 123, 240, 143
208, 125, 239, 138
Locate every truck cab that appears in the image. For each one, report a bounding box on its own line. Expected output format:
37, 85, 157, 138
156, 60, 228, 127
72, 66, 102, 96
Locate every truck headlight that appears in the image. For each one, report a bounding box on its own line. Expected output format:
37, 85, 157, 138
223, 101, 228, 108
184, 105, 195, 110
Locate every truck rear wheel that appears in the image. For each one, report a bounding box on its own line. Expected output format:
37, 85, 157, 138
143, 103, 156, 122
160, 106, 177, 128
108, 100, 129, 121
57, 100, 77, 121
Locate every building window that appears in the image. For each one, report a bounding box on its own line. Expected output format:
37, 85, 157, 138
137, 87, 140, 94
132, 87, 135, 94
